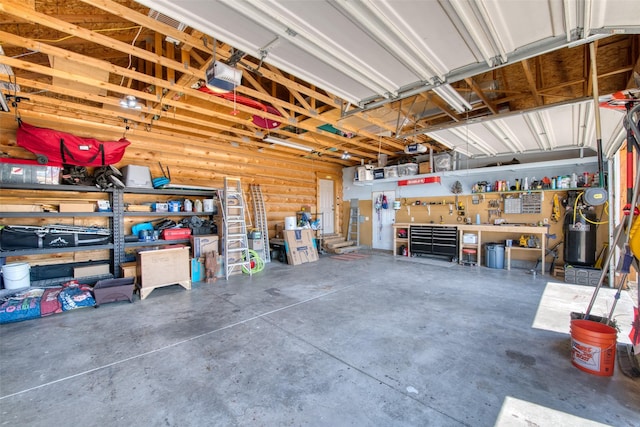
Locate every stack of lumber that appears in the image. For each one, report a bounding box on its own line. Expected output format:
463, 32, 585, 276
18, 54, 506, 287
322, 233, 361, 254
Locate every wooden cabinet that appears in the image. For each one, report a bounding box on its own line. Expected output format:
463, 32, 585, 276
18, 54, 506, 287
137, 246, 191, 299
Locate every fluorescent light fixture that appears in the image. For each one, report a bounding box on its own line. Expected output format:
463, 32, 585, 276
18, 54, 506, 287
433, 84, 472, 114
264, 136, 313, 152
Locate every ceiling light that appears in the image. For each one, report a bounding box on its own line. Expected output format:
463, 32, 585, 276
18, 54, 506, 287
120, 95, 142, 109
264, 136, 313, 152
432, 84, 472, 114
341, 151, 351, 160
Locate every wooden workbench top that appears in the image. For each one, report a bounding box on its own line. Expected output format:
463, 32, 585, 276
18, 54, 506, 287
394, 223, 547, 233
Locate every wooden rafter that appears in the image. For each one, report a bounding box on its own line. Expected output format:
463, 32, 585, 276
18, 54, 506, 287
464, 77, 498, 115
521, 59, 543, 107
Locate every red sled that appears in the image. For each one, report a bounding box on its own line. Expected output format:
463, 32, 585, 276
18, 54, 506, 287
16, 121, 130, 166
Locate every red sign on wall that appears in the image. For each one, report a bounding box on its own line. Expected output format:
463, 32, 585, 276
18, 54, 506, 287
397, 176, 441, 186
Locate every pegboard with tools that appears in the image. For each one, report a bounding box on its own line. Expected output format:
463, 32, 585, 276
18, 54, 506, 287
487, 198, 502, 219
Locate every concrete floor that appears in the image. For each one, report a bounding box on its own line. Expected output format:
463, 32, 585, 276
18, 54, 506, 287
1, 252, 639, 426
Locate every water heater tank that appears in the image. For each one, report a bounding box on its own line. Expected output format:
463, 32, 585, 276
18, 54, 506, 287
564, 210, 597, 266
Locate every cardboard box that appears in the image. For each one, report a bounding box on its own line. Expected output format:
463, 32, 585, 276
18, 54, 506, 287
120, 262, 137, 283
73, 263, 110, 278
283, 229, 319, 265
190, 234, 219, 257
248, 238, 264, 251
419, 161, 431, 174
59, 202, 95, 212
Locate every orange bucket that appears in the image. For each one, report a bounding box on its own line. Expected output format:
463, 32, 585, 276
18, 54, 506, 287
570, 319, 617, 376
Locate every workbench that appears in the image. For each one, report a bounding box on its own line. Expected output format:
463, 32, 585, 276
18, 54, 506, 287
457, 224, 547, 274
394, 223, 548, 274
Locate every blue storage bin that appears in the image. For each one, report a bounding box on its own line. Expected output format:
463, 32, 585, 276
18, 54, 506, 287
485, 243, 505, 269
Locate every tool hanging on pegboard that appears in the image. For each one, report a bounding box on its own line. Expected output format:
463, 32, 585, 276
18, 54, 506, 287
551, 193, 561, 222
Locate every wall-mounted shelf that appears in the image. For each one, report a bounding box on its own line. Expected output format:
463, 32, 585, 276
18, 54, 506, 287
352, 156, 598, 187
123, 187, 218, 196
123, 211, 214, 217
0, 244, 114, 257
0, 211, 114, 218
0, 183, 113, 193
1, 184, 218, 277
124, 239, 190, 248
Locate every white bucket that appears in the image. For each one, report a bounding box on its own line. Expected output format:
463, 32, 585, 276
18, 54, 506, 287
203, 199, 214, 212
284, 216, 297, 230
1, 262, 31, 290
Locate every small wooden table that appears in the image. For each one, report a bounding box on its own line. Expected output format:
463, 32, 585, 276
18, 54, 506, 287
137, 246, 191, 300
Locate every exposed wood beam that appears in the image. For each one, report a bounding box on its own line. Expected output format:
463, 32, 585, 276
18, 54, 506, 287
464, 77, 498, 114
0, 32, 356, 148
77, 0, 212, 55
241, 71, 290, 119
264, 64, 313, 112
17, 96, 352, 165
0, 0, 205, 83
521, 59, 542, 106
12, 108, 348, 169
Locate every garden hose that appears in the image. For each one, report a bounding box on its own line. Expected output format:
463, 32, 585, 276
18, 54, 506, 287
242, 249, 265, 274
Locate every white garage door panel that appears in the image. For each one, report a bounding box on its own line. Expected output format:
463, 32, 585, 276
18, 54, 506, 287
427, 100, 627, 159
140, 0, 640, 107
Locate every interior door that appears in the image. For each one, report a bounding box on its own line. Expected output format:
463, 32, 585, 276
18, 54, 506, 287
372, 191, 395, 250
318, 178, 334, 234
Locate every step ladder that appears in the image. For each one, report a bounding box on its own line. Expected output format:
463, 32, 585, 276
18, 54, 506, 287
219, 177, 252, 279
347, 198, 360, 245
250, 184, 270, 263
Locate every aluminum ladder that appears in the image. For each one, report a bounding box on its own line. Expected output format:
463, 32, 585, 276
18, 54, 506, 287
219, 177, 252, 279
346, 198, 360, 245
250, 183, 270, 263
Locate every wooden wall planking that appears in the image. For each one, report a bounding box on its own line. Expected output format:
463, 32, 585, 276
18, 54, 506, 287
0, 123, 344, 252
